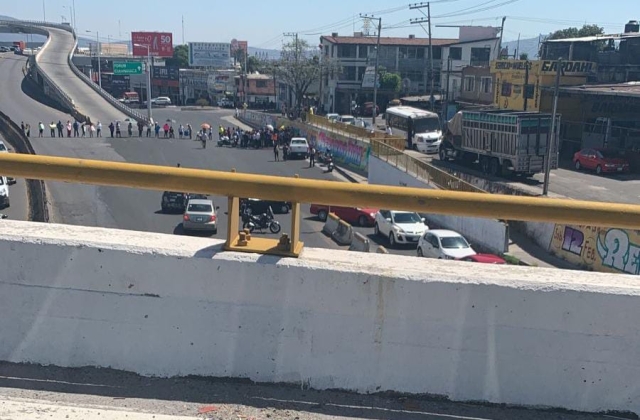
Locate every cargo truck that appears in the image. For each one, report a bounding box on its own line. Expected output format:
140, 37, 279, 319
439, 110, 560, 177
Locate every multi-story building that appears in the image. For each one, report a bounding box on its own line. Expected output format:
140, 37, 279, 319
457, 66, 494, 108
235, 73, 276, 108
440, 26, 501, 104
320, 32, 457, 114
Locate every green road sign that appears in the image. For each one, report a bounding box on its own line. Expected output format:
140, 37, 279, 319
113, 61, 143, 75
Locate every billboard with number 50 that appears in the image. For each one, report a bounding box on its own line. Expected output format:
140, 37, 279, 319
131, 32, 173, 57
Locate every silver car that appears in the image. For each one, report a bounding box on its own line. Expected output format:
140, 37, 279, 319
182, 199, 219, 234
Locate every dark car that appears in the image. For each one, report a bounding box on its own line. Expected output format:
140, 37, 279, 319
240, 198, 291, 215
161, 192, 208, 213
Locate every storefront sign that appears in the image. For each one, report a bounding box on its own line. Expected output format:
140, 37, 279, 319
541, 60, 595, 75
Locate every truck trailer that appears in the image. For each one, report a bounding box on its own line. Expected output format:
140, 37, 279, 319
439, 110, 560, 177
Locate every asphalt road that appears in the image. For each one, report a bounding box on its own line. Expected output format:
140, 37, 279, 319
0, 135, 29, 222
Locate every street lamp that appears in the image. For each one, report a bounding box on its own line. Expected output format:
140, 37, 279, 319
86, 30, 101, 90
134, 43, 153, 123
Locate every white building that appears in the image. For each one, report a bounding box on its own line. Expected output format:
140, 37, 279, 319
440, 26, 501, 102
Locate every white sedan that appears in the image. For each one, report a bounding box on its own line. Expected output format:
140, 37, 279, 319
374, 210, 428, 248
417, 229, 477, 260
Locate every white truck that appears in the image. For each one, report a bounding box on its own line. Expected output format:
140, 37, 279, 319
287, 137, 309, 160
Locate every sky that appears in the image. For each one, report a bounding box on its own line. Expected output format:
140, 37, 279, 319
3, 0, 638, 48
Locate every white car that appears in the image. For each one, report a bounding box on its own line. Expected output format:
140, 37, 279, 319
326, 113, 340, 123
153, 96, 171, 106
0, 141, 8, 153
417, 229, 476, 260
0, 176, 10, 208
338, 115, 355, 125
287, 137, 309, 159
374, 210, 428, 247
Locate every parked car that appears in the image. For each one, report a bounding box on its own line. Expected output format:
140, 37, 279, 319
0, 46, 9, 52
152, 96, 172, 106
351, 118, 371, 129
241, 198, 291, 215
374, 210, 428, 247
417, 230, 476, 260
326, 113, 340, 123
310, 204, 378, 227
459, 254, 506, 264
573, 148, 630, 174
287, 137, 309, 159
337, 115, 355, 125
182, 199, 219, 234
161, 192, 207, 213
0, 176, 10, 209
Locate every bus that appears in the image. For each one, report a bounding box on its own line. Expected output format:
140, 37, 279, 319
385, 106, 442, 153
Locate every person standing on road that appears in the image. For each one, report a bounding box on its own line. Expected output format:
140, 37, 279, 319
20, 121, 25, 134
273, 143, 279, 162
90, 123, 96, 138
178, 124, 184, 139
66, 121, 72, 137
57, 121, 63, 137
309, 145, 316, 167
25, 123, 31, 137
108, 122, 115, 137
137, 121, 143, 137
97, 121, 102, 137
38, 122, 44, 137
187, 124, 192, 139
154, 123, 160, 138
116, 121, 122, 138
386, 125, 393, 136
49, 122, 56, 137
127, 121, 133, 137
81, 122, 87, 137
73, 120, 79, 137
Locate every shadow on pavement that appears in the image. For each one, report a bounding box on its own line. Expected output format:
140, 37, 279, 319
20, 74, 70, 115
0, 362, 609, 420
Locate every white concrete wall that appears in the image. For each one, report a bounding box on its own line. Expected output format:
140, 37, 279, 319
1, 220, 640, 416
368, 156, 509, 253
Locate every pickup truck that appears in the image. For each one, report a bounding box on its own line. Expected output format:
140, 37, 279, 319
287, 137, 309, 160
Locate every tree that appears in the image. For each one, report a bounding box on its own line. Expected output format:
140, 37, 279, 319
547, 24, 604, 40
270, 38, 340, 109
380, 71, 401, 92
519, 53, 529, 60
165, 44, 189, 68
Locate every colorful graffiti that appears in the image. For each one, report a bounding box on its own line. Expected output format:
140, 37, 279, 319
292, 125, 369, 172
550, 224, 640, 275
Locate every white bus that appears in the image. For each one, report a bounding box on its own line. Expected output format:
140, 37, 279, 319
385, 106, 442, 153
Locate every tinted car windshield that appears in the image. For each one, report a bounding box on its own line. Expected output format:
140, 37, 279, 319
0, 143, 7, 151
188, 204, 213, 213
597, 150, 622, 159
291, 140, 306, 144
441, 236, 470, 249
393, 212, 422, 223
414, 117, 441, 133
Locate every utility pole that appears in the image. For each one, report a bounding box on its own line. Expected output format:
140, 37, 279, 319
410, 2, 435, 111
360, 15, 382, 126
182, 16, 185, 45
42, 0, 46, 21
284, 32, 299, 110
444, 56, 451, 119
543, 58, 561, 196
498, 16, 506, 58
523, 59, 529, 111
72, 0, 76, 32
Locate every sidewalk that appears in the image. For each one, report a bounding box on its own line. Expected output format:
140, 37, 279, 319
336, 164, 576, 269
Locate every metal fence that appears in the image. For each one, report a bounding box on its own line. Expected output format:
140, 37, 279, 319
370, 140, 487, 194
307, 114, 406, 150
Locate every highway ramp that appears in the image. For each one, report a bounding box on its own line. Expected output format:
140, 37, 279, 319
36, 27, 128, 124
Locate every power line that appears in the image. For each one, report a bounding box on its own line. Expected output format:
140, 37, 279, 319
433, 0, 521, 19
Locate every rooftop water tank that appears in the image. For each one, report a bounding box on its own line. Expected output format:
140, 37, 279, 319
624, 20, 639, 33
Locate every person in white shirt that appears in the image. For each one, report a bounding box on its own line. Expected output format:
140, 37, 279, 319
386, 125, 393, 136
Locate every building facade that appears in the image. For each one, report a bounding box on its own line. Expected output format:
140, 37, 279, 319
320, 33, 457, 114
236, 74, 276, 108
457, 66, 494, 106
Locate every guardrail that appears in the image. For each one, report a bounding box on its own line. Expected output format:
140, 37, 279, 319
370, 140, 486, 194
307, 114, 405, 150
1, 153, 639, 258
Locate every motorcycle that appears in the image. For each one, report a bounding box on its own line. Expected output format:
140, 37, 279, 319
217, 136, 231, 147
242, 207, 281, 234
325, 154, 334, 172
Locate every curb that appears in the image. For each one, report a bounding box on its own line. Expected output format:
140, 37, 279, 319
334, 165, 360, 184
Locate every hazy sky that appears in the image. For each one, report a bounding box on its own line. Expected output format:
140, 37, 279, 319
4, 0, 637, 47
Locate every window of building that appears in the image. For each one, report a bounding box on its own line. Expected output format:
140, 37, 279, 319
464, 76, 475, 92
449, 47, 462, 60
255, 80, 267, 88
470, 47, 491, 66
501, 82, 512, 97
358, 45, 369, 58
342, 66, 357, 81
430, 46, 442, 60
402, 70, 423, 82
481, 77, 492, 94
400, 47, 423, 59
337, 45, 357, 58
357, 67, 366, 81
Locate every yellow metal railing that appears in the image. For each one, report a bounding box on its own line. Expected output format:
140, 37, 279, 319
307, 114, 405, 150
370, 140, 486, 194
1, 153, 640, 257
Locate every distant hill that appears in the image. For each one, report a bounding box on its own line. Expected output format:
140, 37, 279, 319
0, 15, 17, 20
503, 36, 542, 59
248, 47, 280, 60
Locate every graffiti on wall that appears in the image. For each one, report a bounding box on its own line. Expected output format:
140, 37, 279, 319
550, 224, 640, 275
242, 110, 277, 128
293, 125, 370, 172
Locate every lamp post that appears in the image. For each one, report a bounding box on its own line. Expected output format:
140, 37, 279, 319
134, 43, 153, 123
86, 30, 101, 90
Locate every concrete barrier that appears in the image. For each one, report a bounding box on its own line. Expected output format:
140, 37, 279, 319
349, 232, 370, 252
331, 219, 354, 246
376, 246, 389, 254
1, 221, 639, 416
322, 212, 340, 236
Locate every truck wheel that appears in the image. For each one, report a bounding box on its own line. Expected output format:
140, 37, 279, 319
439, 148, 447, 161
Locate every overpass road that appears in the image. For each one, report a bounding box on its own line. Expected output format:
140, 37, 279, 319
36, 27, 128, 123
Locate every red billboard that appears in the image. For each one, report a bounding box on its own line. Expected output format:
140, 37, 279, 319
131, 32, 174, 57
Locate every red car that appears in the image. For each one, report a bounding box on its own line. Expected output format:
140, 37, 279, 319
459, 254, 506, 264
310, 204, 378, 227
573, 148, 630, 175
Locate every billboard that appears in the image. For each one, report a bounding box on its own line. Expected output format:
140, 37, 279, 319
189, 42, 231, 68
152, 66, 179, 80
131, 32, 173, 57
230, 39, 248, 56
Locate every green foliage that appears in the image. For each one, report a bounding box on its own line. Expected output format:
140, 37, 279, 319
165, 44, 189, 68
195, 98, 209, 107
547, 24, 604, 40
519, 53, 528, 60
380, 72, 401, 92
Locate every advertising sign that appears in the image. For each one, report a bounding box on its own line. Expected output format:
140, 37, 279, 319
230, 39, 248, 55
361, 66, 379, 89
113, 61, 143, 75
189, 42, 231, 67
152, 66, 179, 80
131, 32, 173, 57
